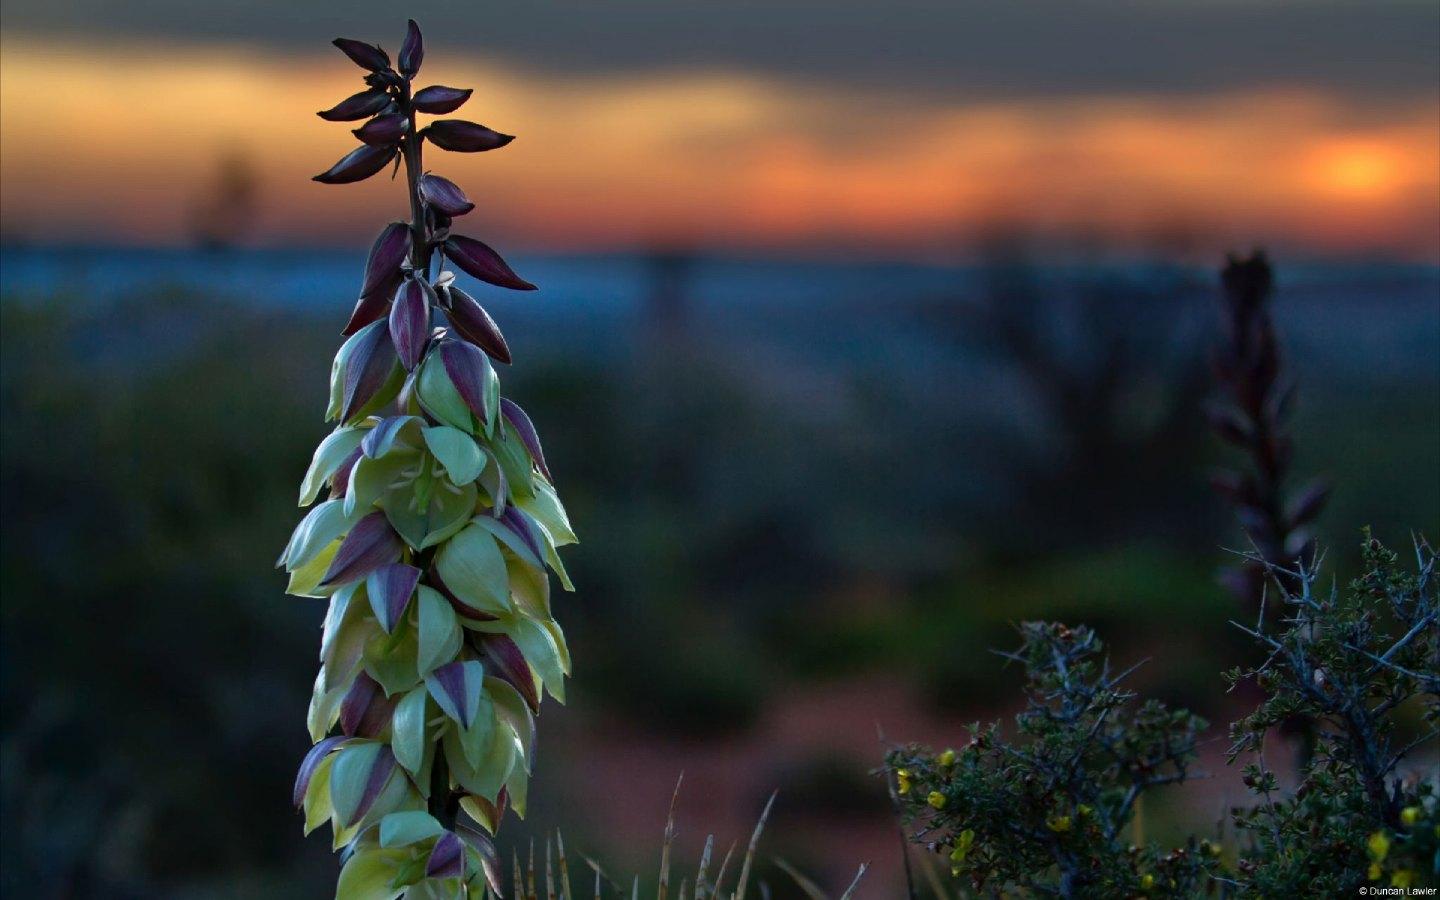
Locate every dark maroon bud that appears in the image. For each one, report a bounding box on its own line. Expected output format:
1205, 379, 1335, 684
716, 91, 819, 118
444, 285, 511, 363
500, 398, 551, 481
399, 20, 424, 77
341, 280, 395, 337
353, 113, 407, 146
423, 120, 514, 153
389, 278, 433, 371
412, 85, 472, 114
332, 38, 391, 72
318, 88, 391, 122
342, 322, 400, 421
293, 736, 348, 807
358, 222, 411, 301
427, 832, 464, 878
321, 512, 403, 586
443, 235, 536, 291
313, 143, 399, 184
479, 633, 540, 712
440, 339, 493, 423
417, 173, 474, 216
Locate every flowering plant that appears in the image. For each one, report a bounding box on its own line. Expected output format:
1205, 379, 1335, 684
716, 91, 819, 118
279, 20, 576, 897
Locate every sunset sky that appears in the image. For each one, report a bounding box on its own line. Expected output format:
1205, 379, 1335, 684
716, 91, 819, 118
1, 0, 1436, 258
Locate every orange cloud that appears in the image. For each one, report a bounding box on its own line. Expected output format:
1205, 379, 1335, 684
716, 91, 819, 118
1, 35, 1436, 258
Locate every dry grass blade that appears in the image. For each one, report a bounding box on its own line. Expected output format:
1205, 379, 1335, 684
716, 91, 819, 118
514, 850, 527, 900
528, 840, 539, 900
556, 830, 575, 900
836, 864, 869, 900
732, 791, 776, 900
693, 835, 715, 900
677, 879, 689, 900
711, 841, 737, 899
631, 875, 640, 900
660, 772, 683, 900
546, 835, 558, 900
769, 858, 825, 900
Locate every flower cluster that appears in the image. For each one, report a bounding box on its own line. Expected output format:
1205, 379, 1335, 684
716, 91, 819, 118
886, 623, 1219, 897
280, 21, 575, 898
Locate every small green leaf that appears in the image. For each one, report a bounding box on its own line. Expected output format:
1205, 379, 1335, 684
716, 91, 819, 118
423, 426, 486, 485
345, 453, 415, 518
391, 686, 430, 777
489, 421, 534, 501
434, 523, 510, 613
282, 499, 363, 571
363, 614, 420, 696
379, 810, 444, 848
300, 427, 365, 506
416, 351, 476, 432
518, 480, 576, 545
302, 751, 336, 836
416, 585, 462, 675
511, 616, 566, 703
286, 538, 341, 598
336, 847, 408, 900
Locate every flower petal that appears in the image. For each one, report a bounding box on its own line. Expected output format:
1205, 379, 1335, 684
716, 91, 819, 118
444, 286, 511, 363
424, 120, 514, 153
412, 85, 472, 114
444, 235, 535, 291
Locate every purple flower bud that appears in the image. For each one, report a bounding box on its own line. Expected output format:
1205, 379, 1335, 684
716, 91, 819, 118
500, 398, 551, 481
339, 671, 394, 737
399, 20, 424, 77
357, 222, 411, 305
332, 38, 391, 72
480, 634, 540, 713
331, 446, 364, 499
321, 512, 403, 586
318, 88, 391, 122
389, 278, 433, 371
426, 660, 481, 727
313, 143, 399, 185
367, 562, 421, 632
342, 322, 399, 421
444, 285, 511, 364
500, 506, 544, 561
457, 827, 503, 895
412, 85, 473, 114
417, 173, 475, 217
293, 736, 348, 807
423, 120, 514, 153
440, 339, 494, 424
349, 745, 398, 825
427, 832, 464, 879
352, 113, 407, 146
443, 235, 536, 291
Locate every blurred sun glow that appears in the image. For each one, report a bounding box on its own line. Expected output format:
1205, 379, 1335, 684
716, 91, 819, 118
1, 34, 1436, 257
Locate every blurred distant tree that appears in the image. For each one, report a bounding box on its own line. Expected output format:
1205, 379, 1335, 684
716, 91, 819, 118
189, 152, 259, 251
933, 233, 1213, 552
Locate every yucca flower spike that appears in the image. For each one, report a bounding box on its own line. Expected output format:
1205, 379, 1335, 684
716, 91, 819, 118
284, 19, 576, 898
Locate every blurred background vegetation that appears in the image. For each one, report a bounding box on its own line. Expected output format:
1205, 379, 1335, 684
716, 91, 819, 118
2, 243, 1435, 896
